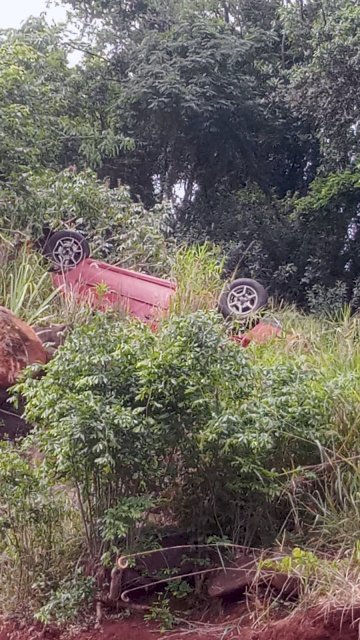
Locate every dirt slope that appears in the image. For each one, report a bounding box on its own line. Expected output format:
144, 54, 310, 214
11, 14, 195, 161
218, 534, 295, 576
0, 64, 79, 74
1, 607, 359, 640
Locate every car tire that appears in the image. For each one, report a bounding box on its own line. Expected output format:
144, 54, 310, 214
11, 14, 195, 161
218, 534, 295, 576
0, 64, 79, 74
42, 230, 90, 271
218, 278, 268, 319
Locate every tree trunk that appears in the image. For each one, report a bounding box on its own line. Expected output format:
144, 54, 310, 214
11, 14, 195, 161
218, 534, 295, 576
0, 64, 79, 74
222, 2, 230, 24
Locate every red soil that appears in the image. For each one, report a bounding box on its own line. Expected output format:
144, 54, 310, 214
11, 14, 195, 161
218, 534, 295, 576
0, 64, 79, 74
252, 607, 360, 640
0, 607, 359, 640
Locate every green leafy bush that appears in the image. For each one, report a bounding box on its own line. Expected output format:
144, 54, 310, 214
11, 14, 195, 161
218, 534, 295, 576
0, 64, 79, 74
35, 572, 95, 626
1, 168, 173, 275
17, 311, 336, 552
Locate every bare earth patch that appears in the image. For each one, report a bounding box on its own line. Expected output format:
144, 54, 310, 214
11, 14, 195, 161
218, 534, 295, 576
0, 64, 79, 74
1, 606, 359, 640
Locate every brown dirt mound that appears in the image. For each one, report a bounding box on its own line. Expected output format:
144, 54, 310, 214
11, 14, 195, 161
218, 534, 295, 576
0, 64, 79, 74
0, 307, 47, 389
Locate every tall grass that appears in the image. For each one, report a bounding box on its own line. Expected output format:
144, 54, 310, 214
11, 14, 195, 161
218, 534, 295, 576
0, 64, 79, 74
284, 448, 360, 551
170, 243, 224, 315
0, 443, 83, 619
0, 243, 60, 325
0, 242, 97, 327
253, 305, 360, 395
247, 306, 360, 554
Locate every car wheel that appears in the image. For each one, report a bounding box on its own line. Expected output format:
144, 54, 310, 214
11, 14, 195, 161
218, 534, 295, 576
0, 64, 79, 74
42, 230, 90, 271
218, 278, 268, 319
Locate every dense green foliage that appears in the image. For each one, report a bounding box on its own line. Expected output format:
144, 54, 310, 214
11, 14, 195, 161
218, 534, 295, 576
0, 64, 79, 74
15, 311, 350, 550
0, 442, 82, 618
2, 168, 172, 274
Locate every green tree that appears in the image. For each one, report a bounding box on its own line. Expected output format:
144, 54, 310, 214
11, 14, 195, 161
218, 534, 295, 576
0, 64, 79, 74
0, 18, 132, 184
286, 1, 360, 169
0, 24, 70, 181
60, 0, 312, 202
291, 166, 360, 308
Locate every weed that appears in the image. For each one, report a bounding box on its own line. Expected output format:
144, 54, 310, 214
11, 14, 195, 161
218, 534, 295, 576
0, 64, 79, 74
0, 244, 58, 325
170, 243, 224, 315
35, 572, 95, 626
145, 596, 176, 631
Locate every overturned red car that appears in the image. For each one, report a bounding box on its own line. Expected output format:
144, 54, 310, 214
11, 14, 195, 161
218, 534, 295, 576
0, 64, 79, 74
46, 230, 272, 328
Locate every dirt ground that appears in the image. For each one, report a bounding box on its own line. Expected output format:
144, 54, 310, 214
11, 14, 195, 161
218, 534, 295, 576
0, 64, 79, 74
1, 606, 359, 640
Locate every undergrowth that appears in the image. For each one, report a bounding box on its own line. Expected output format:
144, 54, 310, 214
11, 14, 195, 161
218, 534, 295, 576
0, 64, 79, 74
0, 244, 58, 325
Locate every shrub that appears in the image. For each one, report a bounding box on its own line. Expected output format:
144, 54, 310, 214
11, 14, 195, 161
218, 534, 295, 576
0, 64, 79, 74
1, 168, 173, 276
34, 572, 95, 626
17, 311, 338, 553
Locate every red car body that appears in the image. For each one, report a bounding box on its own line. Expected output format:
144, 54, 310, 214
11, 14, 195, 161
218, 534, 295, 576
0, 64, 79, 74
52, 258, 176, 322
